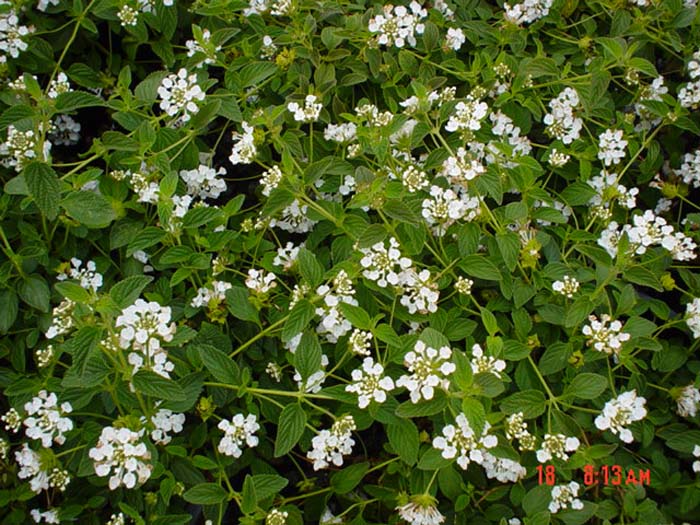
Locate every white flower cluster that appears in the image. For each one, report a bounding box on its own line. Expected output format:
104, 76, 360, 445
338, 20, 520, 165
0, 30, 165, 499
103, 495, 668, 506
57, 257, 103, 292
315, 270, 358, 343
396, 164, 429, 193
266, 508, 288, 525
348, 328, 373, 356
597, 210, 697, 261
503, 0, 553, 25
45, 299, 76, 339
0, 125, 52, 172
396, 496, 445, 525
260, 35, 277, 59
0, 10, 31, 60
115, 299, 177, 378
455, 276, 473, 295
294, 354, 329, 393
445, 97, 489, 135
694, 445, 700, 473
288, 95, 322, 123
398, 267, 440, 314
243, 0, 294, 16
582, 314, 630, 357
552, 275, 579, 298
676, 149, 700, 188
15, 443, 48, 492
47, 72, 72, 99
345, 357, 395, 409
595, 390, 647, 443
680, 50, 700, 109
440, 147, 485, 185
549, 481, 583, 514
246, 269, 277, 294
150, 409, 185, 445
544, 87, 582, 144
397, 340, 455, 403
89, 426, 153, 490
444, 27, 465, 51
481, 452, 527, 483
30, 509, 59, 524
324, 122, 357, 143
128, 168, 160, 204
260, 165, 283, 197
269, 199, 317, 233
536, 434, 580, 463
488, 111, 532, 163
23, 391, 73, 448
180, 164, 227, 200
307, 415, 356, 470
422, 185, 482, 236
217, 413, 260, 457
676, 385, 700, 418
547, 148, 571, 167
158, 68, 206, 123
107, 513, 126, 525
186, 28, 221, 68
355, 103, 394, 127
687, 298, 700, 338
50, 114, 81, 146
2, 407, 22, 432
35, 344, 54, 368
229, 121, 257, 164
505, 412, 536, 451
273, 241, 302, 270
368, 2, 427, 48
432, 414, 498, 469
470, 344, 506, 378
634, 76, 668, 131
359, 237, 413, 287
597, 129, 627, 167
400, 86, 455, 115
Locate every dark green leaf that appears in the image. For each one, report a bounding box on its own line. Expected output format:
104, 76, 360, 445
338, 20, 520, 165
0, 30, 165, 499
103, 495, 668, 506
183, 483, 228, 505
274, 403, 306, 457
331, 462, 369, 494
225, 286, 259, 324
387, 418, 419, 465
564, 373, 608, 399
132, 371, 185, 401
198, 344, 240, 383
19, 275, 50, 312
24, 162, 60, 220
61, 191, 116, 228
110, 276, 153, 309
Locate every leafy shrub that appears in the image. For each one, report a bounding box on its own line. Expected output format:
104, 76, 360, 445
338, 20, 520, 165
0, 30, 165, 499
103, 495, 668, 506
2, 0, 700, 524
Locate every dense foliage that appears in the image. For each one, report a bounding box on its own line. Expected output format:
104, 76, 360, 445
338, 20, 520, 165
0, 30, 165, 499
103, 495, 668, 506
2, 0, 700, 524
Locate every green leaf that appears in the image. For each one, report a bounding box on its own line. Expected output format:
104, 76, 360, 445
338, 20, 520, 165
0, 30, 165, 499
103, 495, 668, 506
419, 327, 450, 349
565, 297, 594, 328
282, 300, 315, 343
294, 331, 322, 382
251, 474, 288, 501
54, 91, 104, 112
538, 342, 571, 375
132, 371, 185, 401
0, 290, 18, 333
102, 131, 139, 151
238, 61, 278, 88
374, 324, 402, 348
135, 71, 168, 102
0, 104, 34, 131
451, 350, 473, 391
395, 393, 447, 417
55, 281, 91, 303
383, 199, 421, 225
182, 206, 223, 229
387, 418, 419, 465
110, 276, 153, 309
459, 255, 501, 281
183, 483, 228, 505
274, 403, 307, 457
331, 462, 369, 494
64, 325, 103, 378
623, 266, 663, 292
501, 390, 546, 419
23, 162, 60, 220
338, 302, 371, 330
564, 373, 608, 400
417, 447, 451, 470
61, 191, 116, 228
496, 232, 520, 272
198, 344, 240, 383
225, 286, 259, 324
480, 307, 499, 336
297, 247, 324, 287
126, 227, 166, 256
19, 275, 50, 312
241, 475, 257, 514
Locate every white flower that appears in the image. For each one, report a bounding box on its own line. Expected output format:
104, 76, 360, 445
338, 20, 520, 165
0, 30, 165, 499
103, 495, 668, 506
444, 27, 465, 51
260, 165, 284, 197
455, 276, 473, 295
0, 11, 31, 59
218, 414, 260, 457
677, 385, 700, 418
432, 414, 497, 470
107, 514, 127, 525
56, 257, 103, 292
315, 270, 357, 343
186, 28, 221, 67
269, 199, 317, 233
348, 328, 373, 356
50, 114, 81, 146
346, 357, 395, 409
191, 280, 232, 308
115, 299, 177, 378
582, 314, 630, 357
480, 452, 527, 483
552, 275, 579, 298
693, 444, 700, 473
30, 509, 59, 524
0, 125, 52, 172
245, 269, 277, 294
294, 354, 329, 393
598, 129, 627, 167
157, 68, 206, 123
470, 344, 506, 378
360, 237, 413, 288
503, 0, 553, 24
23, 391, 73, 447
180, 164, 227, 200
307, 415, 356, 470
549, 481, 583, 514
266, 508, 288, 525
547, 148, 571, 167
117, 5, 139, 25
445, 98, 489, 134
368, 2, 427, 48
151, 409, 185, 445
440, 147, 485, 185
324, 123, 357, 143
2, 407, 22, 432
594, 390, 647, 443
398, 268, 440, 315
287, 94, 322, 123
397, 340, 455, 403
543, 88, 582, 144
48, 72, 72, 99
356, 103, 394, 127
505, 412, 536, 450
273, 241, 302, 270
396, 495, 445, 525
687, 298, 700, 339
15, 443, 50, 493
421, 185, 481, 236
677, 149, 700, 188
536, 434, 580, 463
45, 299, 75, 339
229, 121, 257, 164
89, 426, 153, 490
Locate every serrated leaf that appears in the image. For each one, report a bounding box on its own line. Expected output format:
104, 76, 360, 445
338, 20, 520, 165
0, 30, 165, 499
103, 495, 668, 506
55, 281, 92, 303
23, 162, 60, 220
459, 255, 501, 281
238, 61, 278, 88
297, 247, 324, 287
126, 227, 166, 256
387, 418, 419, 465
110, 276, 153, 309
0, 290, 18, 333
338, 302, 371, 330
501, 390, 546, 418
564, 373, 608, 400
251, 474, 288, 501
61, 191, 116, 228
183, 483, 227, 505
19, 275, 50, 312
282, 299, 315, 343
331, 462, 369, 494
225, 286, 259, 324
198, 344, 240, 384
395, 394, 447, 417
294, 331, 322, 382
274, 403, 306, 457
383, 199, 421, 225
54, 91, 104, 112
132, 371, 185, 401
241, 475, 257, 514
64, 325, 103, 378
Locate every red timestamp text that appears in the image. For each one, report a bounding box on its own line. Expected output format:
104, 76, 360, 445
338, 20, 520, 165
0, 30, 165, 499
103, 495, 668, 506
537, 465, 651, 486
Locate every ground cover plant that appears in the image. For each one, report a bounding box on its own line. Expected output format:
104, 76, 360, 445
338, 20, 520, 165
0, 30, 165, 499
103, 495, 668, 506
2, 0, 700, 523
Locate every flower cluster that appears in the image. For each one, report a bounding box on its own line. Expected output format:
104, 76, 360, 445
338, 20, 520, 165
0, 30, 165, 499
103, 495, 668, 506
694, 445, 700, 473
22, 391, 74, 448
396, 495, 445, 525
315, 270, 358, 343
345, 357, 395, 409
586, 170, 638, 219
191, 280, 232, 308
0, 125, 51, 172
180, 164, 227, 200
536, 434, 580, 463
679, 50, 700, 109
544, 87, 582, 144
0, 10, 31, 60
217, 414, 260, 457
348, 328, 373, 356
432, 414, 498, 470
445, 97, 489, 136
229, 121, 257, 164
675, 385, 700, 418
594, 390, 647, 443
582, 314, 630, 357
470, 344, 506, 378
288, 94, 322, 122
260, 165, 284, 197
273, 241, 302, 270
359, 237, 413, 288
397, 340, 455, 403
115, 299, 177, 378
368, 2, 427, 48
158, 68, 206, 123
186, 28, 221, 68
56, 258, 103, 292
421, 185, 481, 236
549, 482, 583, 514
45, 299, 76, 339
150, 409, 185, 445
503, 0, 553, 25
687, 298, 700, 338
307, 415, 356, 470
505, 412, 536, 450
89, 426, 153, 490
50, 114, 81, 146
480, 452, 527, 483
245, 269, 277, 294
598, 129, 627, 167
552, 275, 579, 298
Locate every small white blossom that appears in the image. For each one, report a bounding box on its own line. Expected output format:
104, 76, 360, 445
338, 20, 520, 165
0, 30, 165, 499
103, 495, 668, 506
45, 299, 76, 339
359, 237, 413, 288
307, 415, 355, 470
23, 391, 73, 447
47, 72, 72, 99
433, 414, 497, 469
598, 129, 627, 167
30, 509, 59, 524
355, 103, 394, 127
687, 298, 700, 339
594, 390, 647, 443
89, 426, 153, 490
269, 199, 317, 233
544, 88, 582, 144
0, 125, 52, 172
245, 269, 277, 294
0, 11, 31, 59
549, 482, 583, 514
15, 443, 50, 493
229, 121, 257, 165
398, 268, 440, 315
315, 270, 358, 343
186, 28, 221, 68
50, 114, 81, 146
294, 354, 329, 393
157, 68, 206, 123
150, 409, 185, 445
536, 434, 580, 463
547, 148, 571, 167
504, 0, 553, 25
348, 328, 372, 356
480, 451, 527, 482
217, 414, 260, 458
470, 344, 506, 378
345, 357, 395, 409
180, 164, 227, 200
693, 444, 700, 473
56, 257, 103, 292
273, 241, 302, 270
397, 340, 455, 403
368, 2, 427, 48
444, 27, 465, 51
455, 276, 473, 295
445, 98, 489, 135
582, 314, 630, 357
287, 95, 322, 123
552, 275, 579, 298
676, 385, 700, 418
324, 123, 357, 143
266, 508, 288, 525
396, 495, 445, 525
190, 280, 232, 308
440, 147, 485, 185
